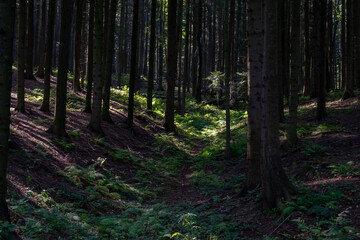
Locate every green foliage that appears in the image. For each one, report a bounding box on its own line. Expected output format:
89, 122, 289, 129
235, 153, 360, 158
329, 161, 360, 177
0, 221, 15, 239
55, 138, 75, 151
68, 129, 81, 139
301, 141, 325, 157
316, 124, 343, 133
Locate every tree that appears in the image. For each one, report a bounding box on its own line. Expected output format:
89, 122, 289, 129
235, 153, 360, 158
303, 0, 311, 95
47, 0, 74, 137
36, 0, 46, 78
117, 0, 126, 88
164, 0, 178, 132
40, 0, 57, 113
287, 0, 301, 145
245, 0, 263, 190
84, 0, 94, 113
127, 0, 140, 129
342, 0, 355, 99
0, 0, 15, 222
102, 0, 118, 122
25, 0, 36, 80
88, 0, 104, 133
194, 0, 202, 103
15, 0, 27, 113
73, 0, 84, 92
181, 0, 190, 115
147, 0, 157, 111
260, 0, 295, 209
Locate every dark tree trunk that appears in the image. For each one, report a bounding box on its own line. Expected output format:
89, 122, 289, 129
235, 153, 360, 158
195, 0, 202, 103
0, 0, 15, 222
343, 0, 355, 99
25, 0, 36, 80
157, 0, 164, 91
126, 0, 140, 129
246, 0, 262, 190
147, 0, 157, 111
16, 0, 27, 113
84, 0, 94, 113
47, 0, 74, 137
40, 0, 57, 113
181, 0, 190, 115
303, 0, 311, 95
36, 0, 46, 78
117, 0, 126, 88
102, 0, 118, 122
73, 0, 84, 92
88, 0, 104, 133
164, 0, 178, 132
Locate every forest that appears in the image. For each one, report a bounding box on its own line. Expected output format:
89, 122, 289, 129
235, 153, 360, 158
0, 0, 360, 239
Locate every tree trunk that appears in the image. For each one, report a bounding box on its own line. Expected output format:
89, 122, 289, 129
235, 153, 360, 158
40, 0, 57, 113
25, 0, 36, 80
181, 0, 190, 115
16, 0, 27, 113
36, 0, 46, 78
126, 0, 140, 129
261, 0, 295, 209
157, 0, 164, 91
88, 0, 104, 133
102, 0, 118, 122
147, 0, 157, 111
342, 0, 354, 99
117, 0, 126, 88
287, 0, 300, 145
73, 0, 84, 92
246, 0, 262, 190
164, 0, 178, 132
0, 0, 15, 222
84, 0, 94, 113
195, 0, 202, 103
341, 0, 346, 89
303, 0, 311, 95
47, 0, 74, 137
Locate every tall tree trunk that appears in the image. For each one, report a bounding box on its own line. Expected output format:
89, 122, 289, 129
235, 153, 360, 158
25, 0, 36, 80
147, 0, 157, 111
0, 0, 15, 222
88, 0, 104, 133
40, 0, 57, 113
261, 0, 295, 209
164, 0, 178, 132
117, 0, 126, 88
303, 0, 311, 95
84, 0, 94, 113
287, 0, 301, 145
177, 0, 184, 112
316, 0, 327, 119
181, 0, 190, 115
246, 0, 262, 190
126, 0, 140, 129
195, 0, 202, 103
73, 0, 84, 92
47, 0, 74, 137
342, 0, 354, 99
102, 0, 118, 122
16, 0, 27, 113
36, 0, 46, 78
341, 0, 346, 89
157, 0, 164, 91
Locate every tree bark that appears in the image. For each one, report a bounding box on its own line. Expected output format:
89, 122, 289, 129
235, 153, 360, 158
40, 0, 57, 113
16, 0, 27, 113
25, 0, 36, 80
88, 0, 104, 133
84, 0, 94, 113
126, 0, 140, 129
36, 0, 46, 78
102, 0, 118, 122
164, 0, 178, 132
147, 0, 157, 111
0, 0, 15, 222
117, 0, 126, 88
73, 0, 84, 92
287, 0, 301, 145
47, 0, 74, 137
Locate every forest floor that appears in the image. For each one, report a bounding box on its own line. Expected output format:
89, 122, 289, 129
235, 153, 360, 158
2, 70, 360, 239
